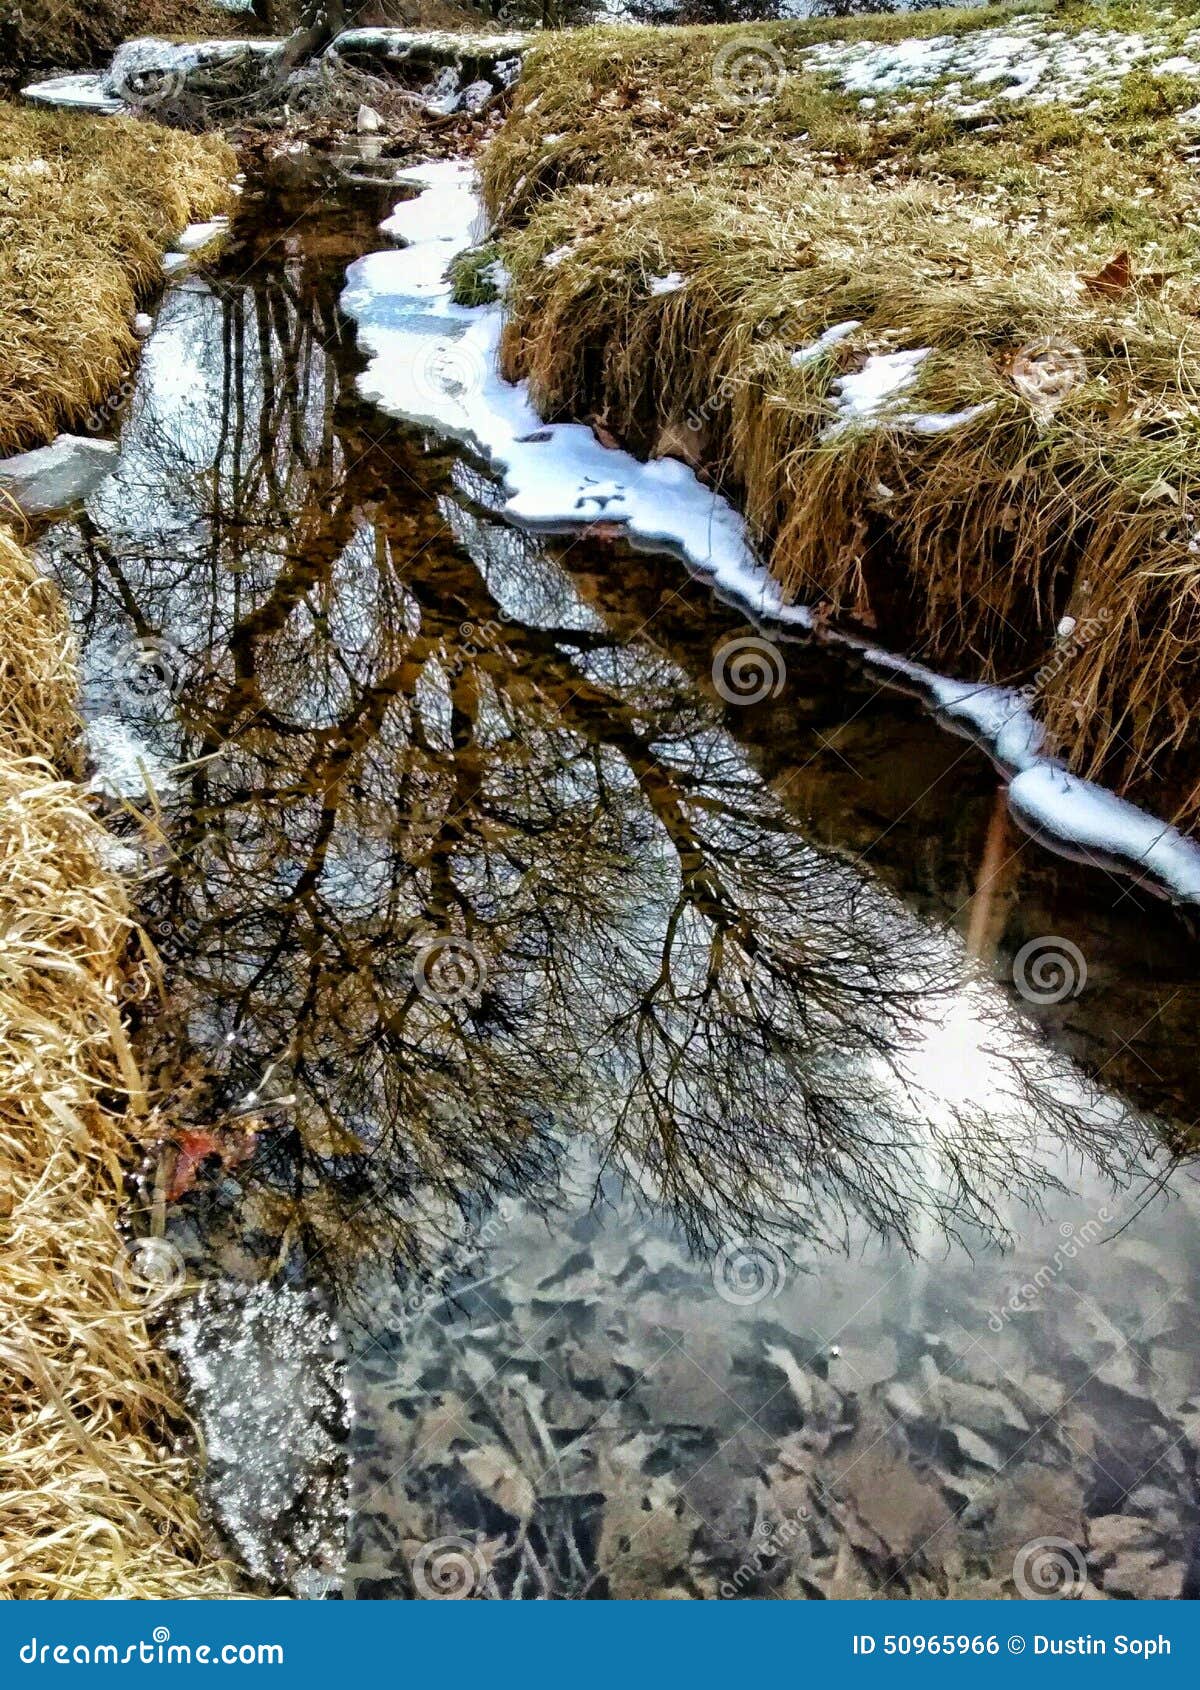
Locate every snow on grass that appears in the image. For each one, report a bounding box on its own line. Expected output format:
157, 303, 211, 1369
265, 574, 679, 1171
822, 349, 992, 440
827, 347, 927, 425
790, 319, 861, 366
800, 17, 1200, 113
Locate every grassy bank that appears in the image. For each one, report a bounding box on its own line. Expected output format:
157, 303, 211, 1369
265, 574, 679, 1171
0, 104, 235, 456
481, 1, 1200, 827
0, 106, 239, 1595
0, 532, 240, 1598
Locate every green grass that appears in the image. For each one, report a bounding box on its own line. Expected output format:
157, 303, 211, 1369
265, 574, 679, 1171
450, 241, 505, 306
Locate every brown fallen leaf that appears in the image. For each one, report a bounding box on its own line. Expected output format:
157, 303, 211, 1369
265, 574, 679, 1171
167, 1130, 223, 1200
167, 1126, 259, 1201
1082, 250, 1133, 296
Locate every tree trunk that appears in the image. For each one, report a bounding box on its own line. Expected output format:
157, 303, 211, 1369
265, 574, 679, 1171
280, 0, 353, 70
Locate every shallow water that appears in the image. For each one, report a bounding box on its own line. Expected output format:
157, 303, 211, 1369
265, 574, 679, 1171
36, 168, 1200, 1600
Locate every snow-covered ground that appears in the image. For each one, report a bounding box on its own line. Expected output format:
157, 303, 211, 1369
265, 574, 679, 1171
801, 15, 1200, 116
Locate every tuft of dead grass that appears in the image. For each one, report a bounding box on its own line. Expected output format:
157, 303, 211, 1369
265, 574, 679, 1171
482, 2, 1200, 826
0, 103, 236, 458
0, 526, 240, 1597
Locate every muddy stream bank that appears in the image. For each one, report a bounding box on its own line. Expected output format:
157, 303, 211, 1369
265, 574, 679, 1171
32, 160, 1200, 1600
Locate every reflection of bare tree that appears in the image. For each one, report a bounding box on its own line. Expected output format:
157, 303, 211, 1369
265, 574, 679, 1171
42, 237, 1158, 1292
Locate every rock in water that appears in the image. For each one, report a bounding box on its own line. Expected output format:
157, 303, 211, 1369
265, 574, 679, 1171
458, 80, 493, 114
168, 1279, 350, 1596
0, 435, 118, 516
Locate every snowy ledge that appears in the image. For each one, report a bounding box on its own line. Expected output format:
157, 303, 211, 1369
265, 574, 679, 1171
338, 160, 1200, 909
22, 29, 528, 117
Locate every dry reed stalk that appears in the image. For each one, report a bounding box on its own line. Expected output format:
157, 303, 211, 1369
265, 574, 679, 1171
0, 527, 239, 1597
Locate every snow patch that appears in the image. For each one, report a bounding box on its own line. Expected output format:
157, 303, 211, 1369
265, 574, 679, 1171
827, 348, 928, 430
175, 218, 230, 254
1010, 764, 1200, 899
790, 319, 861, 365
897, 402, 995, 437
22, 74, 123, 114
800, 20, 1200, 116
0, 436, 118, 517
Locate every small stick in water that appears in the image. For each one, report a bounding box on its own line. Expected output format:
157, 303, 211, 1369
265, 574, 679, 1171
966, 786, 1011, 962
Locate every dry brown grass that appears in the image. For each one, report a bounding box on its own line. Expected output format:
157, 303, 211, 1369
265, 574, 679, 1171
0, 527, 240, 1597
0, 0, 252, 88
482, 4, 1200, 825
0, 103, 236, 458
0, 98, 242, 1596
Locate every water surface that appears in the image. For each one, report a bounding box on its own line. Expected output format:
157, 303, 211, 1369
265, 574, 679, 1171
36, 167, 1200, 1601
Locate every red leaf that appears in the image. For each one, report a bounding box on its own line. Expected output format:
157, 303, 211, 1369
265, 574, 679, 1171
166, 1127, 259, 1201
167, 1130, 223, 1201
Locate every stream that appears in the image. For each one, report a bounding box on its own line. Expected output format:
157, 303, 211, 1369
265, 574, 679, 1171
32, 156, 1200, 1601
